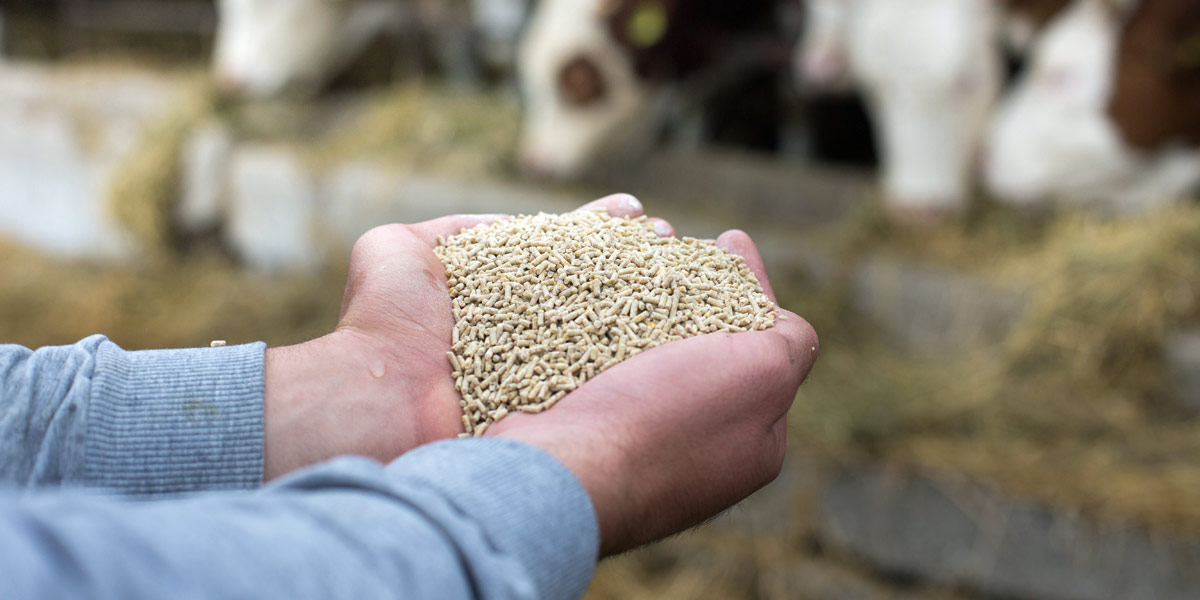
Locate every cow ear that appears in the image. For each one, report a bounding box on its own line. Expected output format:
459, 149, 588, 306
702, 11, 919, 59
625, 0, 670, 49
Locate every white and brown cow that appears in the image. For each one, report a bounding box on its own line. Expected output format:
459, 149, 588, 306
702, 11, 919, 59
795, 0, 1006, 222
516, 0, 789, 178
212, 0, 408, 99
984, 0, 1200, 213
853, 0, 1006, 221
212, 0, 531, 99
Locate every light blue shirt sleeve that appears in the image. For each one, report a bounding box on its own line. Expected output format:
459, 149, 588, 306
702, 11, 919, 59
0, 336, 600, 598
0, 335, 266, 496
1, 439, 600, 600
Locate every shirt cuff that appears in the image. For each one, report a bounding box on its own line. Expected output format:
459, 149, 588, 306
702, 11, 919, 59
386, 438, 600, 600
84, 339, 266, 497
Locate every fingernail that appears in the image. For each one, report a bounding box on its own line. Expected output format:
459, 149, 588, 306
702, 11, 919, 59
616, 194, 642, 212
653, 221, 672, 237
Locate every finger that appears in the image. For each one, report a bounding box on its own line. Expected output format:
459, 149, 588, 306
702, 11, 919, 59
716, 230, 776, 305
577, 194, 644, 219
647, 217, 675, 238
769, 308, 820, 379
408, 214, 508, 248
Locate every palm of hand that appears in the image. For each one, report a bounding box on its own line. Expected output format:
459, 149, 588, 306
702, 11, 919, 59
330, 196, 652, 452
335, 222, 470, 445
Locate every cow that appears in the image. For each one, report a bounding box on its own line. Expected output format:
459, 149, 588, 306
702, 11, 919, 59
212, 0, 407, 99
791, 0, 879, 168
212, 0, 531, 99
833, 0, 1005, 223
984, 0, 1200, 214
791, 0, 1151, 223
515, 0, 790, 179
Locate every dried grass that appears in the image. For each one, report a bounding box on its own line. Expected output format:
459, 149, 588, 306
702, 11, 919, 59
587, 527, 971, 600
302, 83, 519, 175
792, 201, 1200, 534
105, 77, 218, 252
102, 79, 519, 256
0, 240, 345, 351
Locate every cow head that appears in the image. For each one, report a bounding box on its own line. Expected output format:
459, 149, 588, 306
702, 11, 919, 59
516, 0, 672, 178
796, 0, 854, 91
847, 0, 1004, 217
213, 0, 403, 99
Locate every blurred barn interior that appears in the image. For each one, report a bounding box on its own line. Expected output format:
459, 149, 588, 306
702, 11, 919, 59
0, 1, 1198, 598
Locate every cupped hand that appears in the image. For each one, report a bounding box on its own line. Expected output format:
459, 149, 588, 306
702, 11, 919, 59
262, 194, 657, 480
488, 230, 819, 555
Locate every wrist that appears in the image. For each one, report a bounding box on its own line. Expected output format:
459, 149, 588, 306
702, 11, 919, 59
262, 329, 425, 480
490, 414, 638, 556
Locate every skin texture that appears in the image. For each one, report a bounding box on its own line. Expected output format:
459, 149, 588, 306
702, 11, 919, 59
262, 195, 818, 557
489, 229, 818, 556
262, 194, 667, 479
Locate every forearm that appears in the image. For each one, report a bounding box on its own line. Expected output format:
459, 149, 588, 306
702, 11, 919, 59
0, 336, 265, 496
0, 439, 598, 600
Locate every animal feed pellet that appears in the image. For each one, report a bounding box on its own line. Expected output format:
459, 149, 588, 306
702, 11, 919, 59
434, 211, 776, 436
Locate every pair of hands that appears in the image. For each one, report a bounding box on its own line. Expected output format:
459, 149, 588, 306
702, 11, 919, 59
263, 195, 819, 555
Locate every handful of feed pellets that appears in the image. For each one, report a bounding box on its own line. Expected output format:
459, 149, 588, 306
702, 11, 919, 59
435, 210, 777, 436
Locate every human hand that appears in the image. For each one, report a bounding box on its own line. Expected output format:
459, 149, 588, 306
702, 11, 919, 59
487, 231, 819, 555
261, 195, 662, 480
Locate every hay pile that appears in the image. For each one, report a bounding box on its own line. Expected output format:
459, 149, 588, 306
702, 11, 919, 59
104, 79, 520, 256
0, 239, 345, 351
791, 202, 1200, 534
105, 76, 218, 251
304, 83, 519, 176
586, 527, 969, 600
436, 211, 776, 435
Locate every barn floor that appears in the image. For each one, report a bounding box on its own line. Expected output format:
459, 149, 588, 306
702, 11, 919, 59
2, 66, 1199, 599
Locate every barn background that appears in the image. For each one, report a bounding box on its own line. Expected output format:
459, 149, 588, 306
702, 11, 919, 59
1, 2, 1198, 599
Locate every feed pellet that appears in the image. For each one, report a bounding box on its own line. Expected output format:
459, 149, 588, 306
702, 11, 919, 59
434, 211, 777, 436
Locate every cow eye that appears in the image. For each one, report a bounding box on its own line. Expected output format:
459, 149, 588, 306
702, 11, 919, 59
557, 56, 608, 107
